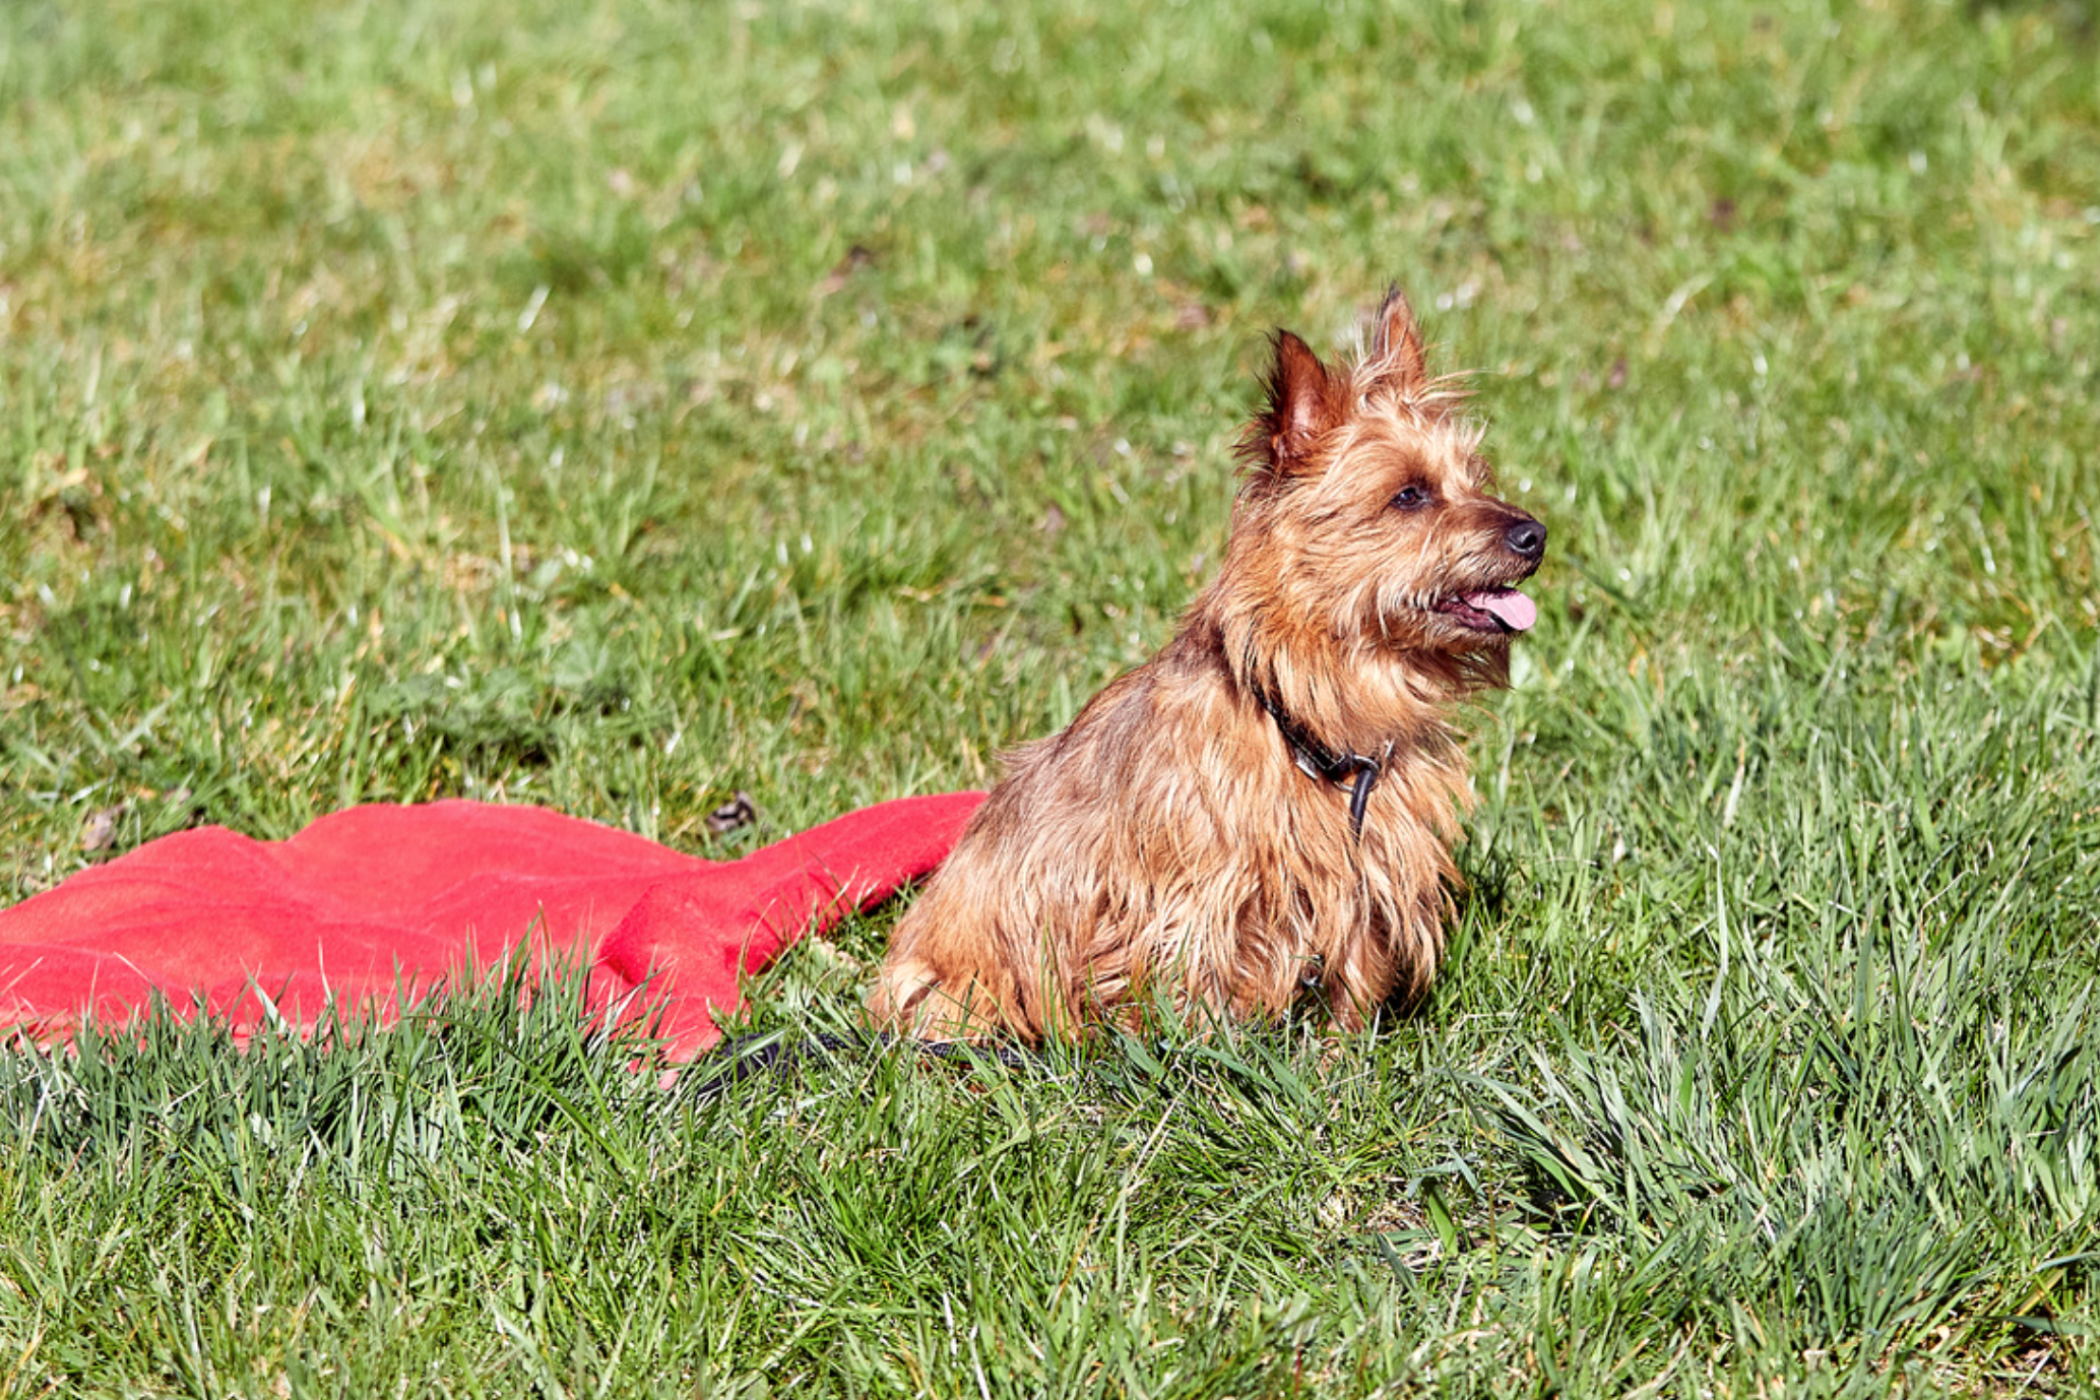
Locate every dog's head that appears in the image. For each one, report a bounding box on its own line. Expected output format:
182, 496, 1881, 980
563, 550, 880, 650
1228, 287, 1545, 674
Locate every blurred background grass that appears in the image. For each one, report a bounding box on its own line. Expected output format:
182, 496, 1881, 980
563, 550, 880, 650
3, 0, 2098, 1394
5, 0, 2093, 857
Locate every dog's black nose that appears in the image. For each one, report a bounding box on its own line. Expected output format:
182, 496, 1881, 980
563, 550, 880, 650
1505, 518, 1546, 560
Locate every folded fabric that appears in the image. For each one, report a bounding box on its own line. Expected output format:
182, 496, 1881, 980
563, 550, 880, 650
0, 793, 983, 1059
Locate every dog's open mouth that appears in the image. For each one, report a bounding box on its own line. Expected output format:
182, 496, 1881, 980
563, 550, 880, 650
1438, 587, 1537, 634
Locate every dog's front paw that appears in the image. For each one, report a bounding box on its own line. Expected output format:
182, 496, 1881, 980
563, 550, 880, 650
867, 957, 1015, 1043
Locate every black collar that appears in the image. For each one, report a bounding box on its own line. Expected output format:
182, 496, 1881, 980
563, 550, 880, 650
1254, 687, 1389, 840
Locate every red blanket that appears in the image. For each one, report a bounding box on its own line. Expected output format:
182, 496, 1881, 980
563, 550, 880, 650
0, 794, 983, 1059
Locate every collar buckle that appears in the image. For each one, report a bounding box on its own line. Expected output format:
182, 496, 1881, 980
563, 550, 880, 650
1256, 689, 1391, 841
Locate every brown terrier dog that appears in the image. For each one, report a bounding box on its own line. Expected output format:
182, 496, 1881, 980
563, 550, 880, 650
869, 288, 1544, 1041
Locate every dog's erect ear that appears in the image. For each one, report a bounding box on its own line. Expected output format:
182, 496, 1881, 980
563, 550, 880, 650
1364, 286, 1429, 397
1244, 330, 1342, 476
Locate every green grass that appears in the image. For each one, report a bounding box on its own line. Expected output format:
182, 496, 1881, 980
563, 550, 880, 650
4, 0, 2099, 1392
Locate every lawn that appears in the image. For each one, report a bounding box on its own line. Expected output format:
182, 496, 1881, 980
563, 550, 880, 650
3, 0, 2098, 1393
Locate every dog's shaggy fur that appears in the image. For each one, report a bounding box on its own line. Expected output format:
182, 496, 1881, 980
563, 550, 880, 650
869, 289, 1545, 1041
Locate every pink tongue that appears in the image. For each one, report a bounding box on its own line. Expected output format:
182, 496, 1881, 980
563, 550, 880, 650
1465, 588, 1536, 632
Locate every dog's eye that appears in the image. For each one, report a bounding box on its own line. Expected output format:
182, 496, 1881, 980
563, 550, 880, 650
1390, 484, 1433, 511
